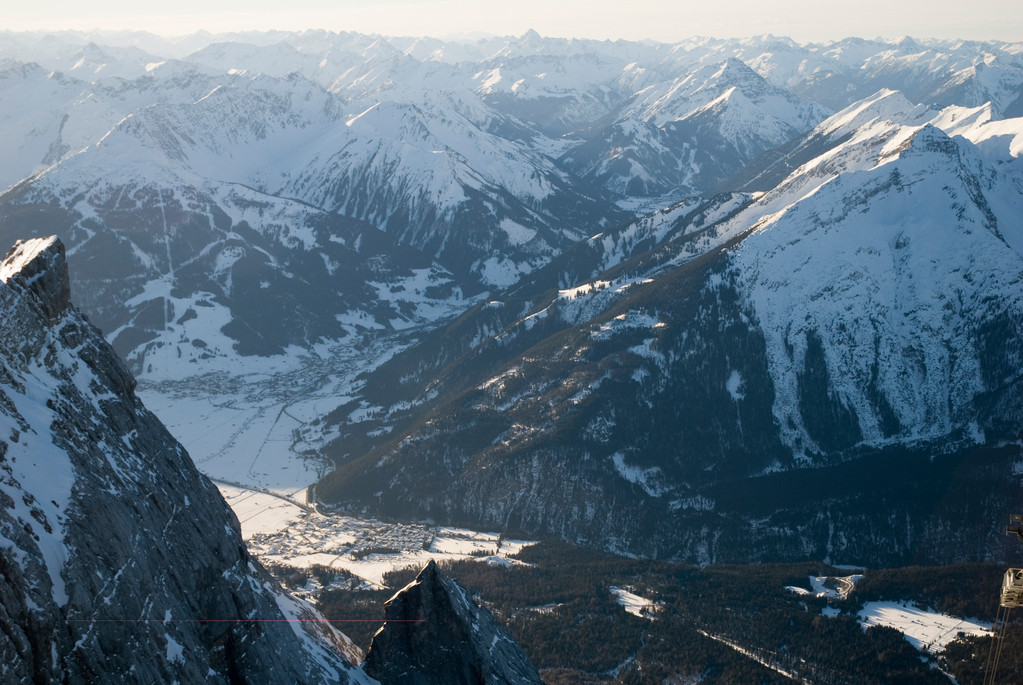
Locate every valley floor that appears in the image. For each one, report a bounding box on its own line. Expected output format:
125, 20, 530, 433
133, 329, 1019, 683
136, 331, 409, 497
216, 482, 533, 590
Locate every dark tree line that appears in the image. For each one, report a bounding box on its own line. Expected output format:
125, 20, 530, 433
307, 541, 1015, 683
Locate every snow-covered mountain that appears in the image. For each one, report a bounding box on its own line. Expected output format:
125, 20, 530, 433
2, 29, 1022, 569
5, 30, 1014, 380
0, 69, 520, 369
559, 57, 829, 196
314, 93, 1023, 565
652, 34, 1023, 117
0, 128, 475, 372
0, 49, 622, 374
729, 121, 1023, 458
0, 237, 366, 682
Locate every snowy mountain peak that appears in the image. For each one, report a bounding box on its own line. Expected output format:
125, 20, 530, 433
717, 56, 761, 81
0, 236, 70, 319
894, 36, 924, 53
640, 56, 826, 129
815, 88, 933, 138
929, 101, 996, 132
729, 105, 1023, 458
901, 121, 957, 154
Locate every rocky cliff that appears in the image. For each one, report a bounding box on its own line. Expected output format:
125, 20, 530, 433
363, 560, 542, 685
0, 236, 365, 683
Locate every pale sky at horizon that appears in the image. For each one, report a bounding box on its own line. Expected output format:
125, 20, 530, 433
4, 0, 1022, 44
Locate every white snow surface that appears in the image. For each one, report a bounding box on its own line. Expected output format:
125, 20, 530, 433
611, 452, 667, 498
227, 489, 535, 588
857, 601, 991, 654
786, 574, 862, 600
138, 332, 406, 497
609, 586, 661, 619
591, 310, 665, 341
477, 255, 537, 289
810, 89, 934, 141
499, 218, 537, 246
725, 370, 745, 401
0, 236, 59, 282
165, 635, 185, 665
217, 485, 307, 537
726, 102, 1023, 455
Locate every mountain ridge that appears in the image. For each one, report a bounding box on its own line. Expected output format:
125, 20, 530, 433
313, 93, 1023, 565
0, 236, 367, 682
1, 31, 1021, 569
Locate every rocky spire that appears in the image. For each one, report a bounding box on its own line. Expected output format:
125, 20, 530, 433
363, 560, 542, 684
0, 236, 71, 320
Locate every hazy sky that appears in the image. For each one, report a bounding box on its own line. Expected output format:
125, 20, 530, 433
7, 0, 1022, 43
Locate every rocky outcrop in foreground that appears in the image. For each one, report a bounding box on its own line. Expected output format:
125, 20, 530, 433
0, 237, 364, 683
364, 560, 542, 684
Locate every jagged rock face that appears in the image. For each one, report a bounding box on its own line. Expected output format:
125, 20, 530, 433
0, 238, 70, 319
0, 237, 361, 683
363, 560, 541, 685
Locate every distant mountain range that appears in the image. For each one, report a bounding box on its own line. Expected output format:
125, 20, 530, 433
1, 29, 1021, 566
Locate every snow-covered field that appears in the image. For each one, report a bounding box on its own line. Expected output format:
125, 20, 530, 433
140, 329, 539, 590
609, 586, 661, 619
216, 484, 533, 589
217, 484, 308, 536
857, 601, 991, 654
138, 333, 406, 498
138, 320, 543, 593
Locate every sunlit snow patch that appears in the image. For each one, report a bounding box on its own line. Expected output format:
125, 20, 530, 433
856, 601, 990, 654
228, 492, 536, 589
478, 255, 534, 288
609, 586, 661, 620
499, 218, 537, 246
611, 452, 667, 497
785, 574, 862, 600
590, 310, 665, 340
725, 369, 745, 401
559, 280, 612, 300
216, 485, 306, 537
